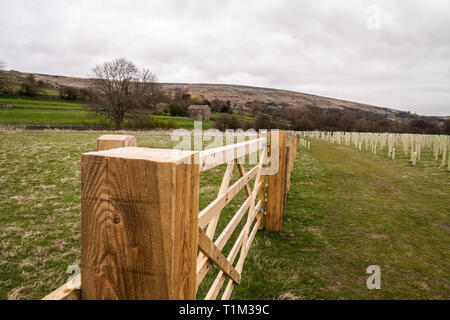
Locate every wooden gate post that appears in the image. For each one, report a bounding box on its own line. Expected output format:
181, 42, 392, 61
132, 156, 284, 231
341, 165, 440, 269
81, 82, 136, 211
81, 147, 199, 300
285, 132, 298, 194
266, 131, 287, 232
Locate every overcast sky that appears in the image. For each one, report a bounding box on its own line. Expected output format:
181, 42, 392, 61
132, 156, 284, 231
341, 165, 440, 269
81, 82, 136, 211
1, 0, 449, 115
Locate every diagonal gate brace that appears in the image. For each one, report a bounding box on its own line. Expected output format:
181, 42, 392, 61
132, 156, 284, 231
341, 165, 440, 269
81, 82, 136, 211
198, 228, 241, 285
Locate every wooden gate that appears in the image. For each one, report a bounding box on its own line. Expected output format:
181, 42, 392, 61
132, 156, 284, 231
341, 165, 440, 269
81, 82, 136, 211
43, 131, 299, 300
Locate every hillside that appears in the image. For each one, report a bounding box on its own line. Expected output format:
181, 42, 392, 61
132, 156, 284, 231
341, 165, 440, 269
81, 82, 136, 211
3, 70, 430, 122
161, 83, 399, 117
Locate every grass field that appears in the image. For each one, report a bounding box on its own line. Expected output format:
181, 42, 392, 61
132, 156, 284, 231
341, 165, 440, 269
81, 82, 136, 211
211, 112, 256, 122
0, 130, 448, 300
0, 97, 212, 129
238, 139, 449, 299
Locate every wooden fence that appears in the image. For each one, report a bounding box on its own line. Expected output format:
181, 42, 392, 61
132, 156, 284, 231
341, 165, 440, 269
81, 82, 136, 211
43, 130, 299, 300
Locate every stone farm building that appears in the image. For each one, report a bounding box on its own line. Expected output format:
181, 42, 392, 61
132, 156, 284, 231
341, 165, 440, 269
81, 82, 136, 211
187, 105, 211, 121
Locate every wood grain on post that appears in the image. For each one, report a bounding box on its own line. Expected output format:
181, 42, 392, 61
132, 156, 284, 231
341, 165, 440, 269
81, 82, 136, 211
265, 131, 287, 232
81, 147, 199, 300
97, 135, 137, 151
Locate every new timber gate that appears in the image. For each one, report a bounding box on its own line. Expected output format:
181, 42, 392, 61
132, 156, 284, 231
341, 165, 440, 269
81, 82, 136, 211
43, 130, 299, 300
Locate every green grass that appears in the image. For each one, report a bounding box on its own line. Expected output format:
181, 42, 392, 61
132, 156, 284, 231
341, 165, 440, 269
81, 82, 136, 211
232, 139, 449, 300
211, 112, 256, 123
0, 97, 212, 129
0, 97, 84, 110
147, 114, 212, 130
0, 131, 448, 300
0, 109, 99, 126
41, 88, 59, 96
0, 97, 98, 127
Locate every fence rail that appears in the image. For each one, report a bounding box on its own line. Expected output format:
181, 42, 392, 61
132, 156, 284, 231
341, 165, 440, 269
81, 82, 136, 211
43, 131, 299, 300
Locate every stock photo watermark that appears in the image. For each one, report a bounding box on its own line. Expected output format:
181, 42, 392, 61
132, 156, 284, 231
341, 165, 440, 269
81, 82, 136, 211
66, 5, 82, 31
169, 121, 280, 175
366, 5, 382, 30
366, 265, 381, 290
66, 265, 81, 290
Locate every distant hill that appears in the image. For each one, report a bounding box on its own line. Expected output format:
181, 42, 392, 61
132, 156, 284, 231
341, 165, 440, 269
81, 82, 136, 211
161, 83, 399, 117
3, 70, 446, 122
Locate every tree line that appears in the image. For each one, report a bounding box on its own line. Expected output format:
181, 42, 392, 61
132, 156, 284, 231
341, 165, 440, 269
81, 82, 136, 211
212, 103, 450, 135
277, 105, 450, 135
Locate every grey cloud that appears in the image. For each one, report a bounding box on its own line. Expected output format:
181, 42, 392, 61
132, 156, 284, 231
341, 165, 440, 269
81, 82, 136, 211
0, 0, 449, 115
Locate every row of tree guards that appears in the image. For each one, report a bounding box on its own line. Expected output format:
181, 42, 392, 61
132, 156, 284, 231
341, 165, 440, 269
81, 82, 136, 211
300, 131, 450, 170
43, 130, 301, 300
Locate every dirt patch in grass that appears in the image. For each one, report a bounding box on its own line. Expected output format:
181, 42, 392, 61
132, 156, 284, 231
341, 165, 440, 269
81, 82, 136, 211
432, 223, 450, 232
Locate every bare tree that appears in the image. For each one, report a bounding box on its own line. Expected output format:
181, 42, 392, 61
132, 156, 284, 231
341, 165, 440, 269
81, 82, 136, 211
0, 60, 5, 70
443, 120, 450, 135
250, 99, 263, 117
210, 98, 225, 113
88, 58, 159, 130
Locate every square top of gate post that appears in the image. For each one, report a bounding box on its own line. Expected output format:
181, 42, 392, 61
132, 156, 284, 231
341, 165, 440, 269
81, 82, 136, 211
97, 135, 138, 151
84, 147, 199, 165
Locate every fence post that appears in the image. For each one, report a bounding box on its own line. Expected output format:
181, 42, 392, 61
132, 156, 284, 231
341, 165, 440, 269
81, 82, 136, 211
257, 132, 268, 230
266, 130, 287, 232
285, 132, 298, 194
97, 135, 137, 151
80, 147, 199, 300
283, 145, 291, 216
